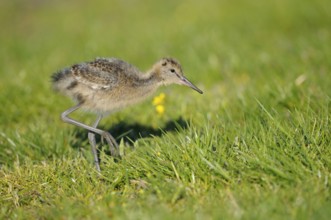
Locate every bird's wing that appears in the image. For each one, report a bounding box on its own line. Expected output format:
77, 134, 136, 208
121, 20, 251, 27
71, 58, 140, 90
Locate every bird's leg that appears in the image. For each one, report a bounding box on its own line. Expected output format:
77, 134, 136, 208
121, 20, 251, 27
60, 103, 120, 162
88, 115, 102, 172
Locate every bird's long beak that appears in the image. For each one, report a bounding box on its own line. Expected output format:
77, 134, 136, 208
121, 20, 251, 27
180, 76, 203, 94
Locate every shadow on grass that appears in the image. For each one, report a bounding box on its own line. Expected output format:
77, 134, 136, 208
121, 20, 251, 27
71, 117, 188, 152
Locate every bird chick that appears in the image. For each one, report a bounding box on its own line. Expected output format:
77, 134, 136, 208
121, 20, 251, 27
52, 57, 203, 172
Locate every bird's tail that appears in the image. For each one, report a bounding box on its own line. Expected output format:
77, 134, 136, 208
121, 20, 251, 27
51, 68, 75, 92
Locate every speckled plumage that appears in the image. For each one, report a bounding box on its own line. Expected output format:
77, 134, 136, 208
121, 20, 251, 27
52, 57, 196, 114
52, 57, 203, 172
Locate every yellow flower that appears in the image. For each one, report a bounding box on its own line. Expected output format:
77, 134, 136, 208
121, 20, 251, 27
152, 93, 166, 106
152, 93, 166, 116
155, 104, 165, 115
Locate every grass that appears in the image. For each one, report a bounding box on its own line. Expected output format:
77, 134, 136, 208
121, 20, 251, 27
0, 0, 330, 219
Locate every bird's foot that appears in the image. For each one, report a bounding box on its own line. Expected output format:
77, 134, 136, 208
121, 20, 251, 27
101, 131, 121, 158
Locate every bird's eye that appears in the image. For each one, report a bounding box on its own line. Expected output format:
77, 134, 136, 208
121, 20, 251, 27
170, 69, 175, 73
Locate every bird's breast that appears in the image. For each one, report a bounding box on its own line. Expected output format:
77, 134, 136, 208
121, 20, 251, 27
81, 84, 157, 113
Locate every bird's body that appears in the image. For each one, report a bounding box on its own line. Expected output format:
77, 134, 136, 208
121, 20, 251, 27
52, 57, 203, 172
53, 58, 164, 114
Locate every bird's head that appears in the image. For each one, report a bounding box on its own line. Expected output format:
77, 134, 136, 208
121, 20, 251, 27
154, 57, 203, 94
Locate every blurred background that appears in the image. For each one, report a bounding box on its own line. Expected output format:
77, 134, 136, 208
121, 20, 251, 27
0, 0, 330, 144
1, 1, 330, 218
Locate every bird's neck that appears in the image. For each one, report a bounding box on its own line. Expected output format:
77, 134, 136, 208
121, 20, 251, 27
126, 71, 162, 99
137, 71, 162, 88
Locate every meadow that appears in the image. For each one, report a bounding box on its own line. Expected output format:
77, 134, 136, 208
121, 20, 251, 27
0, 0, 330, 219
